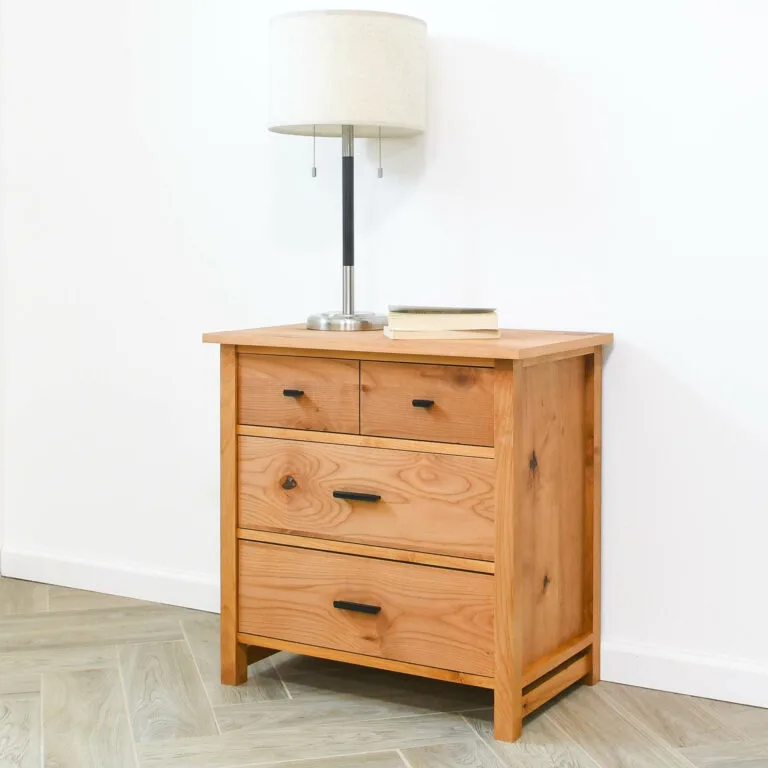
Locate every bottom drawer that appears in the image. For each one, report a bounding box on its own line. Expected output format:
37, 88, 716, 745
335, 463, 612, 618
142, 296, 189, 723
238, 541, 494, 677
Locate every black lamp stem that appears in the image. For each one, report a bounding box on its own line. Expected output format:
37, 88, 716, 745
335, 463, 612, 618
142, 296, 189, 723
342, 124, 354, 316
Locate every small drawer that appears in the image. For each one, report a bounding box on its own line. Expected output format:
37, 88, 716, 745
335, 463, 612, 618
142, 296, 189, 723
238, 354, 359, 434
238, 541, 494, 676
238, 437, 495, 560
361, 361, 494, 446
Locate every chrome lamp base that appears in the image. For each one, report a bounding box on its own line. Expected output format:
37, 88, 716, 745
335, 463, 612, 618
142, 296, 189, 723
306, 311, 385, 332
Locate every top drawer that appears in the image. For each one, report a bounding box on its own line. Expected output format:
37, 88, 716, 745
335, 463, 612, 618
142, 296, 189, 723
361, 361, 494, 446
238, 354, 360, 434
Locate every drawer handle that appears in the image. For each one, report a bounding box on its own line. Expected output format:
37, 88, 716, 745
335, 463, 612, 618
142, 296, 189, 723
412, 399, 434, 409
283, 389, 305, 398
333, 490, 382, 503
333, 600, 382, 615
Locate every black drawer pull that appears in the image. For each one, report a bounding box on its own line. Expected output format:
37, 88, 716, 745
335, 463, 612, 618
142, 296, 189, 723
283, 389, 305, 398
333, 600, 381, 615
333, 490, 381, 503
412, 399, 434, 409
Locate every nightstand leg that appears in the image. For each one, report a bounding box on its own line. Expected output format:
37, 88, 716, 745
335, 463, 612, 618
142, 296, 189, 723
220, 344, 246, 686
585, 349, 602, 685
494, 360, 524, 742
221, 637, 248, 685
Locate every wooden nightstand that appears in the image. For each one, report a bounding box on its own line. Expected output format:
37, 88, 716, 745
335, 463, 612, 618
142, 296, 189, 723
203, 324, 612, 742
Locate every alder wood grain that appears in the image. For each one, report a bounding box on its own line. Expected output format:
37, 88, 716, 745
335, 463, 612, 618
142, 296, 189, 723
220, 345, 246, 685
236, 529, 495, 574
361, 361, 494, 446
493, 360, 524, 742
237, 632, 494, 688
236, 424, 495, 458
237, 542, 495, 676
203, 324, 614, 361
238, 354, 359, 434
520, 356, 587, 667
522, 654, 590, 716
521, 632, 593, 687
238, 436, 495, 560
238, 346, 495, 368
584, 348, 603, 684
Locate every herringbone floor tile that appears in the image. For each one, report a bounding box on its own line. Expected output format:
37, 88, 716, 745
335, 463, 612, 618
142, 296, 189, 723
0, 576, 765, 767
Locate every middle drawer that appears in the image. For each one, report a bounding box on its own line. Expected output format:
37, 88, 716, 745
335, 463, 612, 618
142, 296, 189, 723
238, 436, 495, 561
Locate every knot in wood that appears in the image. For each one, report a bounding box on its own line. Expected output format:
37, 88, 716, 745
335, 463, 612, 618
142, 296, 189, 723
280, 474, 297, 491
529, 451, 538, 473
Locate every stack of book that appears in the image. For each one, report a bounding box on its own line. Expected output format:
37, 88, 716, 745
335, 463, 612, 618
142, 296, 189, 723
384, 306, 500, 340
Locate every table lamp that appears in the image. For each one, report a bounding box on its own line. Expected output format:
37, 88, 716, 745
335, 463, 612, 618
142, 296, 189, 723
269, 10, 427, 331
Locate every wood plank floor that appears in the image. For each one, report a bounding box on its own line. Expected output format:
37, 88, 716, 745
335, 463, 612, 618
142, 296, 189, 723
0, 576, 765, 767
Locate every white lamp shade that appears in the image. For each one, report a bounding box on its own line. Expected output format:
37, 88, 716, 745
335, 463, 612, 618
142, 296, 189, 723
269, 10, 427, 138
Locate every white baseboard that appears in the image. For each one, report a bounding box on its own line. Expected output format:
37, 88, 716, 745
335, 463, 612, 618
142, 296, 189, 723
602, 639, 768, 709
0, 547, 219, 613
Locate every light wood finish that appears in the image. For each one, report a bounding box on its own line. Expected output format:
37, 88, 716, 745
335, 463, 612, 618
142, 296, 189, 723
521, 632, 593, 687
238, 542, 494, 676
206, 326, 612, 742
220, 344, 247, 686
0, 579, 47, 617
138, 711, 472, 768
403, 739, 505, 768
236, 424, 495, 458
239, 345, 495, 368
361, 361, 494, 446
237, 529, 495, 574
584, 348, 602, 684
238, 354, 359, 434
47, 586, 152, 613
465, 708, 601, 768
238, 632, 494, 688
203, 324, 614, 361
598, 682, 742, 749
0, 673, 40, 696
238, 437, 495, 560
521, 654, 590, 716
548, 685, 698, 768
119, 640, 218, 742
42, 669, 136, 768
519, 357, 587, 667
0, 694, 41, 768
180, 614, 287, 706
492, 360, 525, 742
0, 605, 184, 652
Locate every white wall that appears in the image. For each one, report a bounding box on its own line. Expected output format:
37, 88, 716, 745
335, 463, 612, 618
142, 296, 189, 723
1, 0, 767, 706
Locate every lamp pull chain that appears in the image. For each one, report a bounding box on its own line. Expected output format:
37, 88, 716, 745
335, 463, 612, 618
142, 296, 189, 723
377, 126, 383, 178
312, 125, 317, 177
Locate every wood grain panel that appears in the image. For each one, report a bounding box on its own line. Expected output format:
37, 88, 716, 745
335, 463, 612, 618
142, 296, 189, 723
361, 361, 494, 446
238, 354, 359, 434
520, 357, 587, 667
203, 324, 614, 362
119, 640, 218, 742
237, 542, 494, 676
43, 669, 136, 767
238, 437, 495, 560
237, 632, 494, 688
236, 528, 495, 574
236, 424, 495, 459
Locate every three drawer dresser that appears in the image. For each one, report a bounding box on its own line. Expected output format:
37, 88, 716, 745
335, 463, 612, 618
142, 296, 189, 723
203, 324, 612, 742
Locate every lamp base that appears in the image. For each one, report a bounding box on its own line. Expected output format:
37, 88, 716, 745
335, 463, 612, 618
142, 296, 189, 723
306, 311, 385, 332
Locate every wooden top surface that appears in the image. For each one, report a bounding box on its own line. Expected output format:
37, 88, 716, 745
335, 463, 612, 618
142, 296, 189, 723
203, 324, 613, 361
